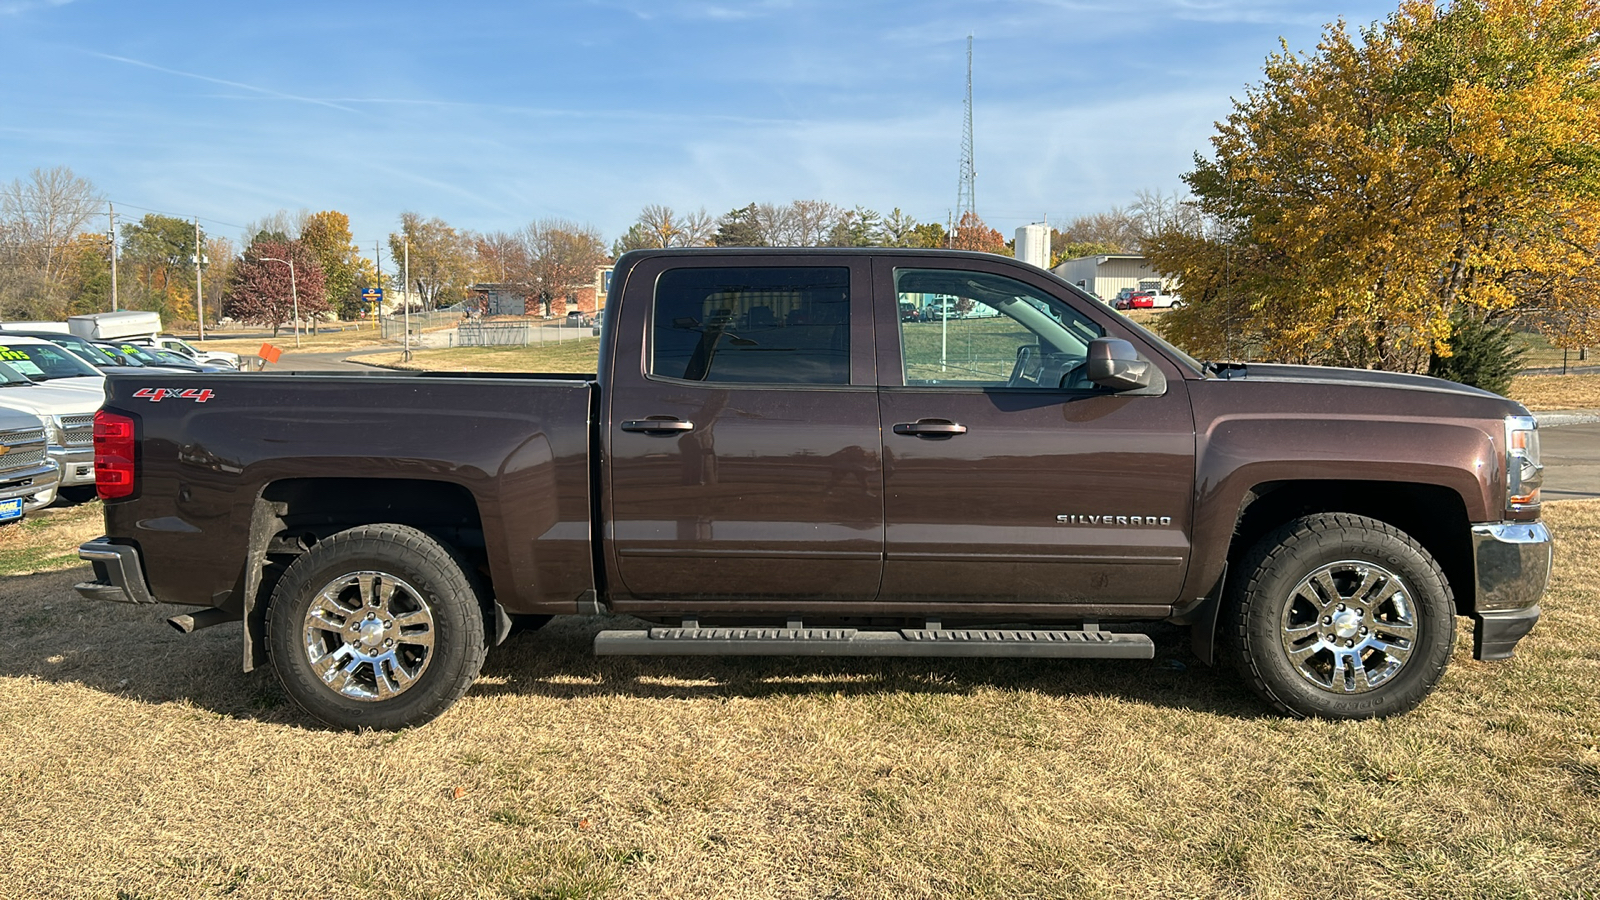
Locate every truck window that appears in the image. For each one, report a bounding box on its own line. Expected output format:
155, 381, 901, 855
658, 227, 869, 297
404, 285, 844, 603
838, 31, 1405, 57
893, 268, 1104, 389
650, 266, 851, 385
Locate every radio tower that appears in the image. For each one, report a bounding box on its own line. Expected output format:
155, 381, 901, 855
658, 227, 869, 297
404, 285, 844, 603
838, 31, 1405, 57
955, 33, 976, 230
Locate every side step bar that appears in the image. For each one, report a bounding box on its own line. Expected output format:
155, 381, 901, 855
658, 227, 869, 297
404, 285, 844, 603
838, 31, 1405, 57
594, 624, 1153, 659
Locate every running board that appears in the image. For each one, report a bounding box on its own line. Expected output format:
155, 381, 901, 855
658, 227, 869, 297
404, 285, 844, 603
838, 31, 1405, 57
593, 625, 1153, 659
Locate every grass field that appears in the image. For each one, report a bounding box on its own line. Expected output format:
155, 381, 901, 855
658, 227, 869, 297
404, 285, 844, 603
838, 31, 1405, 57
2, 499, 1598, 898
0, 499, 105, 575
364, 337, 602, 373
195, 328, 390, 357
1509, 374, 1600, 411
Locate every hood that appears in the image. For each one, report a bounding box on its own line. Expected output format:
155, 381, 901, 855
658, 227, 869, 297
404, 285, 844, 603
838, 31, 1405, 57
1215, 363, 1506, 401
29, 374, 106, 394
0, 381, 103, 417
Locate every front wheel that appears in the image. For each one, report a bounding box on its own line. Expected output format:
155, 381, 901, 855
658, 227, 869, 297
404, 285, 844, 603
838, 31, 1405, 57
266, 524, 487, 730
1225, 513, 1455, 719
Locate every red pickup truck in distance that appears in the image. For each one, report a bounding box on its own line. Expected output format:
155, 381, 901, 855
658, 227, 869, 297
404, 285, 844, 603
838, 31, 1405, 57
77, 248, 1551, 729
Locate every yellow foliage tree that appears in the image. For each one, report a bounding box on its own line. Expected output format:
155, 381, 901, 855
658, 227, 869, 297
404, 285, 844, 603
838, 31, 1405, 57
1149, 0, 1600, 371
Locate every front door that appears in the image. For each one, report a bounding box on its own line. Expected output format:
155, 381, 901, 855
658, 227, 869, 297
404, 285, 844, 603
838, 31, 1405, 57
873, 258, 1197, 614
605, 256, 883, 607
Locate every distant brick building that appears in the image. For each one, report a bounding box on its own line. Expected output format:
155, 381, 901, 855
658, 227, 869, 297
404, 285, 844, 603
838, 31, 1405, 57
467, 264, 615, 319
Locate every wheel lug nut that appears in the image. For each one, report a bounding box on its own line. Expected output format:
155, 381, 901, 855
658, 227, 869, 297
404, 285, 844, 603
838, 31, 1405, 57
1337, 604, 1346, 612
1355, 608, 1363, 616
1322, 617, 1332, 625
1346, 640, 1355, 648
1360, 627, 1368, 635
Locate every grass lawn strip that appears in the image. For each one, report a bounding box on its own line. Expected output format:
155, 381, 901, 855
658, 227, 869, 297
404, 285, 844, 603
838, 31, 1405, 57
1, 500, 1597, 898
0, 500, 104, 576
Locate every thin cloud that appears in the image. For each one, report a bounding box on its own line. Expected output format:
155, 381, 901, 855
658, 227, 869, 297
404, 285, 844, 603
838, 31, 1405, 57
0, 0, 74, 14
87, 52, 362, 114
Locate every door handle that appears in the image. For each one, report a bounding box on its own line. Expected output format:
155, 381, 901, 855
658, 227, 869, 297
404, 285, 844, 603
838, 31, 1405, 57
620, 419, 696, 435
892, 419, 968, 438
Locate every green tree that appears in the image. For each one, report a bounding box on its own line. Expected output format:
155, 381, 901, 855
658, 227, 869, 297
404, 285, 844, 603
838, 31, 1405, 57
1150, 0, 1600, 372
713, 204, 765, 247
121, 213, 200, 321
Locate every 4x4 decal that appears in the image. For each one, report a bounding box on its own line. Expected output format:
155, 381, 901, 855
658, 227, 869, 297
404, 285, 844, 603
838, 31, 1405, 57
132, 387, 214, 403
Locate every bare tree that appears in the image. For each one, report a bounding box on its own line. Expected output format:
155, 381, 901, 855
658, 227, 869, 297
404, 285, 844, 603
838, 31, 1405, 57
474, 230, 528, 283
789, 200, 844, 246
1130, 188, 1204, 244
244, 208, 312, 245
679, 207, 716, 247
0, 166, 103, 282
754, 202, 798, 246
519, 218, 608, 314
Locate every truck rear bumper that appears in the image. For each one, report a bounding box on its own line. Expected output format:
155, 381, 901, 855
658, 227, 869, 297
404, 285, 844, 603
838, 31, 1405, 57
74, 537, 155, 605
1469, 521, 1552, 660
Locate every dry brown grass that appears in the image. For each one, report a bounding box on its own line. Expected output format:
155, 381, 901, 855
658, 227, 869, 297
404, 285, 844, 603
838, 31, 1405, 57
1509, 374, 1600, 411
3, 502, 1599, 898
364, 338, 601, 374
195, 329, 390, 357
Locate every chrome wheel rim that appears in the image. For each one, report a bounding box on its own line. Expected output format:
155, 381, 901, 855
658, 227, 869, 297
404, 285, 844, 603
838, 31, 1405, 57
302, 571, 436, 701
1279, 560, 1417, 694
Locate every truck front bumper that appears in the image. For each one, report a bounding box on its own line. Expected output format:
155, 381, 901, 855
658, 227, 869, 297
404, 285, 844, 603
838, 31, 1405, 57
1470, 521, 1552, 661
0, 460, 60, 512
74, 537, 156, 605
50, 445, 94, 487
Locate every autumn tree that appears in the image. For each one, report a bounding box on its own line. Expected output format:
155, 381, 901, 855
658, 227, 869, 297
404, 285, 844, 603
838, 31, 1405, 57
121, 213, 200, 321
301, 211, 372, 319
519, 219, 608, 315
224, 238, 329, 334
389, 212, 472, 310
1150, 0, 1600, 372
826, 206, 883, 247
0, 166, 104, 319
950, 211, 1006, 254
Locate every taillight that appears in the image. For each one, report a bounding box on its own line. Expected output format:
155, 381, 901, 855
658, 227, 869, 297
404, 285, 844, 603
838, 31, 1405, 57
94, 410, 137, 500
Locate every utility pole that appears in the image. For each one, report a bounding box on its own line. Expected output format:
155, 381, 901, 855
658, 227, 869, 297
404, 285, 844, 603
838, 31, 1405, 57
403, 239, 411, 362
374, 239, 383, 327
194, 217, 205, 341
108, 203, 119, 312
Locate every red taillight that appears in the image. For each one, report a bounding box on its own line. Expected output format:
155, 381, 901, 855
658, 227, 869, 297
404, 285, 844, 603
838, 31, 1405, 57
94, 410, 137, 500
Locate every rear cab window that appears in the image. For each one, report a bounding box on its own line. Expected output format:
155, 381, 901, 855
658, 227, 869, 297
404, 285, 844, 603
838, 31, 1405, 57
650, 266, 853, 385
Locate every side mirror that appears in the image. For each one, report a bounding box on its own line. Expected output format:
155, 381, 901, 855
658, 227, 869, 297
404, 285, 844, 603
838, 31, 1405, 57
1086, 338, 1152, 391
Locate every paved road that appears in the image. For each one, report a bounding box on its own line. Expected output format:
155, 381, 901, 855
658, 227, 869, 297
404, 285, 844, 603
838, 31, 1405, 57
1541, 422, 1600, 501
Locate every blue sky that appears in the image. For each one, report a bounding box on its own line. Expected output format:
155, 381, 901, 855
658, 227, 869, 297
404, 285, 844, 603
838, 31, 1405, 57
1, 0, 1398, 250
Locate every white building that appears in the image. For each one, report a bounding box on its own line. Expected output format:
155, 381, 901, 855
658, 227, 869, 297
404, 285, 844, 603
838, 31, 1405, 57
1051, 254, 1174, 301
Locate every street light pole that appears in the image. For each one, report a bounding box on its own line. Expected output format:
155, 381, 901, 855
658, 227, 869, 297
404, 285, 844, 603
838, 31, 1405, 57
194, 218, 205, 342
257, 256, 301, 348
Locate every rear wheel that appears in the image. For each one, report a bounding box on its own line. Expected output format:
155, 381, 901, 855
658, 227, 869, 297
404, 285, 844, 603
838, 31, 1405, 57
266, 524, 487, 730
1225, 513, 1455, 719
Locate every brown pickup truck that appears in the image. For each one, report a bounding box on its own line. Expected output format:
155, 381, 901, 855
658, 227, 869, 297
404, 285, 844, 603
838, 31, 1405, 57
76, 248, 1552, 729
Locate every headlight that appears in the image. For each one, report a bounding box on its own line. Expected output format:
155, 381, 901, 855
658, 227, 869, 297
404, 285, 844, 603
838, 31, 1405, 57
44, 415, 65, 447
1504, 415, 1542, 512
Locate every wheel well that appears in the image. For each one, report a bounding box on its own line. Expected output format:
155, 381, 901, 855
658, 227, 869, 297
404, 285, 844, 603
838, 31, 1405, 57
1230, 481, 1474, 613
242, 478, 492, 670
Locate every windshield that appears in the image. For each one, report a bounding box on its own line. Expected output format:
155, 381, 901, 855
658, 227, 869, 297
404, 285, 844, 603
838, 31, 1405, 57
0, 360, 37, 386
92, 344, 143, 366
0, 342, 102, 380
113, 342, 168, 365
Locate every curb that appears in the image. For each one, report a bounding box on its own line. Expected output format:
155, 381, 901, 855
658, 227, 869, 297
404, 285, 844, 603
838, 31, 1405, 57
1535, 409, 1600, 427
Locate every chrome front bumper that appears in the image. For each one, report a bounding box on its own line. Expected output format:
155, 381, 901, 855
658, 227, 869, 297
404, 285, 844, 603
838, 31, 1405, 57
0, 460, 60, 511
49, 445, 94, 487
1470, 521, 1552, 661
75, 537, 155, 605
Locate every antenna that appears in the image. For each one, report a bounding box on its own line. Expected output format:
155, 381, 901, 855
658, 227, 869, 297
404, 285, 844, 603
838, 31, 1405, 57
956, 33, 976, 229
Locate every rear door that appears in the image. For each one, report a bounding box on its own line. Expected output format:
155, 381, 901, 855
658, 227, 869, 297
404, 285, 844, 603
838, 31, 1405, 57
604, 254, 883, 608
873, 256, 1197, 613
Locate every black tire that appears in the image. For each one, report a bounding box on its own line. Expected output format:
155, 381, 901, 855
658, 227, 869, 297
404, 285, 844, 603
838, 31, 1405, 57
266, 523, 487, 730
1224, 513, 1455, 719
